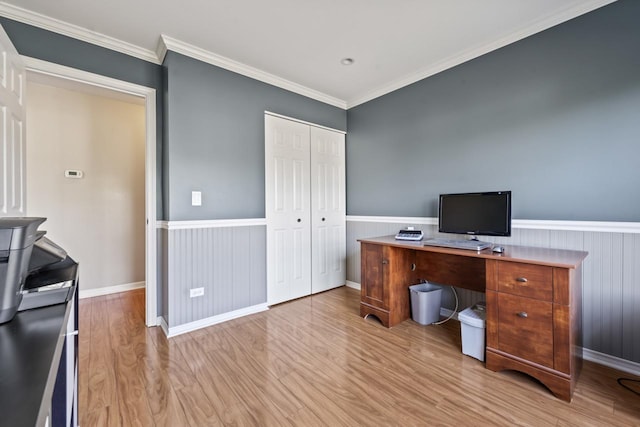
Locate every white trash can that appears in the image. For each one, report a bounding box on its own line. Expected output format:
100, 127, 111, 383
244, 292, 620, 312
458, 302, 487, 361
409, 283, 443, 325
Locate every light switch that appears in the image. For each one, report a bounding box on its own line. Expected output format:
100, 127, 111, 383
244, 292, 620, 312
192, 191, 202, 206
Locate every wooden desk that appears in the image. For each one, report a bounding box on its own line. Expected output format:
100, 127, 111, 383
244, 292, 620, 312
358, 236, 588, 402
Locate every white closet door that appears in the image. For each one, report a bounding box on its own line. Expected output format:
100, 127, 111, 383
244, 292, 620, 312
265, 115, 311, 305
0, 24, 27, 216
310, 126, 346, 294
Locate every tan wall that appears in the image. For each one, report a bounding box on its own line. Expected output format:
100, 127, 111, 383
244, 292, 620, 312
26, 82, 146, 291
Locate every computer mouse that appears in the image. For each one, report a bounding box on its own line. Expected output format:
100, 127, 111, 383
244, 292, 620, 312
492, 246, 505, 253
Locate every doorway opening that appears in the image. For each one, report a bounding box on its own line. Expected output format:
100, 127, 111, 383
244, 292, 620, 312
23, 57, 158, 326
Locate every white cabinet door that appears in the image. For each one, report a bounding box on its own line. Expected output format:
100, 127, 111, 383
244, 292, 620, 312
0, 24, 27, 216
310, 126, 346, 293
265, 115, 311, 305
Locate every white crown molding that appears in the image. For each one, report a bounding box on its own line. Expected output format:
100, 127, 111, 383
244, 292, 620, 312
2, 1, 616, 109
158, 35, 347, 110
347, 0, 618, 108
0, 2, 160, 64
346, 216, 640, 234
156, 34, 168, 64
157, 218, 267, 230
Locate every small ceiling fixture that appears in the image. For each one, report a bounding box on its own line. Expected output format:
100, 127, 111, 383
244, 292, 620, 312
340, 58, 354, 66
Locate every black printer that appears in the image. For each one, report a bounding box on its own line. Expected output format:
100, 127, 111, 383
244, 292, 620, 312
0, 217, 78, 324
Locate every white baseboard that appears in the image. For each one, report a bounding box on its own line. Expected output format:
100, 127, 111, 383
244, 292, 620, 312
582, 348, 640, 376
159, 316, 169, 336
79, 281, 145, 299
439, 307, 459, 321
346, 280, 361, 290
346, 280, 639, 373
163, 303, 270, 338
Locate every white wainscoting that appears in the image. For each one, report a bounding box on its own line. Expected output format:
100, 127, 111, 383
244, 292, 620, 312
346, 216, 640, 374
154, 215, 640, 374
157, 219, 267, 334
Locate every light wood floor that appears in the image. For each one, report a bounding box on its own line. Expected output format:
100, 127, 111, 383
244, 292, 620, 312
79, 287, 640, 426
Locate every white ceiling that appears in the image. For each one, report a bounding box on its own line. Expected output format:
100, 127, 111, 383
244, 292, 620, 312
1, 0, 616, 108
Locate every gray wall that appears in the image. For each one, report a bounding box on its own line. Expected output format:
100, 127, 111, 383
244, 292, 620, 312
163, 51, 347, 221
346, 0, 640, 222
0, 17, 165, 219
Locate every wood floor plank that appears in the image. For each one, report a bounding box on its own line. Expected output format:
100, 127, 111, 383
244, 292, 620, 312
174, 332, 261, 425
77, 297, 92, 427
86, 297, 118, 412
106, 293, 156, 427
144, 372, 190, 427
250, 304, 442, 425
111, 344, 155, 426
79, 286, 640, 426
284, 406, 332, 427
278, 369, 364, 426
173, 382, 223, 427
149, 328, 199, 391
83, 405, 121, 427
197, 329, 304, 422
217, 327, 303, 409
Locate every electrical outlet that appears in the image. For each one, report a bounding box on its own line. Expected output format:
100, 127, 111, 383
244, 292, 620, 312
190, 287, 204, 298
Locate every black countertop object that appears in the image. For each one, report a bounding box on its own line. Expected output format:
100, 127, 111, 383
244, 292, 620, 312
0, 301, 71, 427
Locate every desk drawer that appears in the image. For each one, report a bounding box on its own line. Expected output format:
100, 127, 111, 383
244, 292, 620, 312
498, 262, 552, 301
497, 293, 553, 368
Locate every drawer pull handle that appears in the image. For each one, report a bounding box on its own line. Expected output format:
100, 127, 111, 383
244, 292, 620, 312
382, 260, 388, 265
516, 277, 528, 283
517, 312, 528, 318
411, 263, 416, 271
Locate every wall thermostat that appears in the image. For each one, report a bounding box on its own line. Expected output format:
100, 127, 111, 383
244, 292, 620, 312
64, 170, 84, 179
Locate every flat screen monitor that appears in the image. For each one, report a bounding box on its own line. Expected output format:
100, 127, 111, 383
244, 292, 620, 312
438, 191, 511, 237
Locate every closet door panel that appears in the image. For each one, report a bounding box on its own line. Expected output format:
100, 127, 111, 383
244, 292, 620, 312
311, 126, 346, 294
265, 115, 311, 304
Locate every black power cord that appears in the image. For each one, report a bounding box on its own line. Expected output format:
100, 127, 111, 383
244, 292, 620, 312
617, 377, 640, 396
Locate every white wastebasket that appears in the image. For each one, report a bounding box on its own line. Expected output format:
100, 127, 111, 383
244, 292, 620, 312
458, 302, 486, 361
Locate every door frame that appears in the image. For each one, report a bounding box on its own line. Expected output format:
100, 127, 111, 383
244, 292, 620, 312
23, 56, 158, 327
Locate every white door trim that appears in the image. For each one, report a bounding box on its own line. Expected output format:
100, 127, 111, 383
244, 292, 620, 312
264, 111, 346, 135
22, 56, 158, 327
